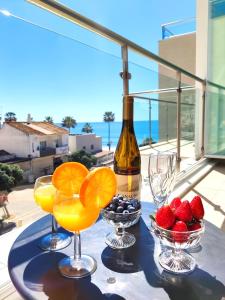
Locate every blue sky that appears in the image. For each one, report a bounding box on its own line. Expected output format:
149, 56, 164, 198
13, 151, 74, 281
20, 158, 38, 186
0, 0, 195, 123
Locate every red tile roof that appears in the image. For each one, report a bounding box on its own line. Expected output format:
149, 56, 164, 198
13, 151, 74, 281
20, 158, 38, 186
5, 122, 68, 136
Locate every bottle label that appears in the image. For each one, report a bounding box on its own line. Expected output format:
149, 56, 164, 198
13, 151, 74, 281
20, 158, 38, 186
116, 174, 141, 199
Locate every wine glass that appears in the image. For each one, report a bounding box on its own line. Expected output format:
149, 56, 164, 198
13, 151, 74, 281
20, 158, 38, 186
148, 151, 177, 209
151, 220, 205, 273
34, 175, 71, 251
53, 192, 100, 278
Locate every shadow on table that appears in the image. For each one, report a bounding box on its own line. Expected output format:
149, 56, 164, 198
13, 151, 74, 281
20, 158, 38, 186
101, 216, 225, 300
156, 268, 225, 300
23, 252, 125, 300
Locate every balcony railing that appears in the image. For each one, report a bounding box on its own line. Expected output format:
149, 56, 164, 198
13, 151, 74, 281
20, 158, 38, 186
161, 18, 196, 39
1, 0, 225, 171
56, 145, 69, 155
40, 147, 56, 157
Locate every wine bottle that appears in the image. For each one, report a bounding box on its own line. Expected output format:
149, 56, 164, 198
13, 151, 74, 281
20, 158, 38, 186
114, 96, 141, 199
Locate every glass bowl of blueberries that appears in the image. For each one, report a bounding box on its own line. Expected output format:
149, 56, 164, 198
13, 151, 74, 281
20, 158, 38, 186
101, 195, 141, 249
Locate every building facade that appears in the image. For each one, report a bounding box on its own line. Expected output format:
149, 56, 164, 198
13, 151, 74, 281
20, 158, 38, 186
0, 122, 69, 180
69, 133, 102, 154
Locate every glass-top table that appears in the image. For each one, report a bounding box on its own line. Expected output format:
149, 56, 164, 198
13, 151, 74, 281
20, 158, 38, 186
8, 202, 225, 300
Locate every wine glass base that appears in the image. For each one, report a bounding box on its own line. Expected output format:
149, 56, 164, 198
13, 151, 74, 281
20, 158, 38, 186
159, 249, 196, 274
58, 255, 97, 278
105, 231, 136, 249
39, 232, 71, 251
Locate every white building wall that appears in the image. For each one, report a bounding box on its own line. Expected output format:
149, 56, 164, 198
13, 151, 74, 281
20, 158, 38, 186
0, 124, 31, 157
69, 134, 102, 154
61, 134, 68, 146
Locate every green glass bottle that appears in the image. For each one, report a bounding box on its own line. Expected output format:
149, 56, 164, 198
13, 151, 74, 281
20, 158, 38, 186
114, 96, 141, 199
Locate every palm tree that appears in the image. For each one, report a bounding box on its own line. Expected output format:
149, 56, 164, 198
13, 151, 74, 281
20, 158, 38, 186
61, 116, 76, 133
82, 123, 93, 134
5, 112, 17, 122
44, 116, 54, 124
103, 111, 115, 151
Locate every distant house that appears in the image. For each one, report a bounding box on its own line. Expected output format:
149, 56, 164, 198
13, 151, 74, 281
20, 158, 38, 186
0, 121, 69, 180
69, 133, 102, 154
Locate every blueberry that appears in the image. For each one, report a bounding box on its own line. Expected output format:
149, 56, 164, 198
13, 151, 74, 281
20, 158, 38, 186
123, 210, 129, 214
112, 197, 119, 205
106, 206, 111, 211
109, 203, 117, 211
128, 206, 136, 213
116, 206, 124, 213
118, 200, 126, 208
118, 195, 124, 201
125, 201, 130, 208
127, 205, 133, 210
130, 199, 138, 206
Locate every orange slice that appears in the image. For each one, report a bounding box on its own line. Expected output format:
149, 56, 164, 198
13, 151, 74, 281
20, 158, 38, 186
80, 167, 117, 208
52, 162, 89, 194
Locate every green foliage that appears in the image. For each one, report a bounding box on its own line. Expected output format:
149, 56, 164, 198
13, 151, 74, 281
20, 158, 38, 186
103, 111, 115, 123
69, 150, 97, 170
82, 123, 93, 133
0, 163, 23, 192
5, 112, 17, 122
44, 116, 54, 124
103, 111, 115, 151
0, 171, 14, 192
61, 116, 77, 133
139, 137, 155, 147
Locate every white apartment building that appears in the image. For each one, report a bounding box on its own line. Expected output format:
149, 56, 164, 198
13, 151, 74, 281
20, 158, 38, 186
0, 121, 69, 180
69, 133, 102, 154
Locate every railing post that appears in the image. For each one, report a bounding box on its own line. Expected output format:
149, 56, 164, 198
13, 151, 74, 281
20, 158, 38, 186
176, 71, 182, 164
120, 45, 131, 96
149, 98, 152, 146
201, 81, 206, 157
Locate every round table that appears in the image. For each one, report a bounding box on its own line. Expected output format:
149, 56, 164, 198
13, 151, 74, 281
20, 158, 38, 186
8, 202, 225, 300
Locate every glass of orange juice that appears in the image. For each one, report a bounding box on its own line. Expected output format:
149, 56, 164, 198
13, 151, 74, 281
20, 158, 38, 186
34, 175, 71, 251
53, 191, 100, 278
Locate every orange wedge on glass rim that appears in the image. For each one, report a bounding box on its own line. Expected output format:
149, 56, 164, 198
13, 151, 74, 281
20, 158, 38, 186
80, 167, 117, 209
52, 162, 89, 195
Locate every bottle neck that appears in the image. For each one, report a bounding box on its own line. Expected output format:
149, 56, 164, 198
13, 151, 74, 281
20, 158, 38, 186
123, 96, 134, 122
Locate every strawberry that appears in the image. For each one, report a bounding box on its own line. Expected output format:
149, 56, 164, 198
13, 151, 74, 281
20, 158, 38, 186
174, 200, 193, 222
170, 197, 182, 211
171, 221, 188, 243
155, 205, 175, 229
190, 196, 204, 220
188, 222, 201, 231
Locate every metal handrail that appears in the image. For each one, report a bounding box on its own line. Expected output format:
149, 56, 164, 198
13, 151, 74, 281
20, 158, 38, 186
23, 1, 202, 83
26, 0, 225, 91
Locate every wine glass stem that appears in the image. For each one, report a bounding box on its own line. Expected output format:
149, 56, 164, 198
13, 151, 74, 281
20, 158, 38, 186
116, 227, 124, 236
74, 233, 81, 261
172, 247, 182, 257
51, 215, 58, 234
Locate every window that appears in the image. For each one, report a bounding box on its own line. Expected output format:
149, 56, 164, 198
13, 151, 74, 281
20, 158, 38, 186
91, 144, 94, 150
40, 141, 47, 150
83, 146, 86, 150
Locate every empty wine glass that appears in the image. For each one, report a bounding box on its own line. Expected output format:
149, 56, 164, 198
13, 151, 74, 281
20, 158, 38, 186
148, 152, 177, 209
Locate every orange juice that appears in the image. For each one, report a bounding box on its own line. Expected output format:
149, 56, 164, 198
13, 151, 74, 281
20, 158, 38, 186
34, 184, 56, 213
53, 195, 99, 232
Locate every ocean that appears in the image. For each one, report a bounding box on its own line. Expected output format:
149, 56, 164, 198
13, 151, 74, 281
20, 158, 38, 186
61, 120, 159, 150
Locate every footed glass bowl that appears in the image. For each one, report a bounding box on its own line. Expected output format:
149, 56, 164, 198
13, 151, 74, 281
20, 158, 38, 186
101, 208, 141, 249
151, 220, 205, 274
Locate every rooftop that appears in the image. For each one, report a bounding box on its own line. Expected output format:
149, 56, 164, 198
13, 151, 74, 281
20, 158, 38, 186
4, 122, 68, 136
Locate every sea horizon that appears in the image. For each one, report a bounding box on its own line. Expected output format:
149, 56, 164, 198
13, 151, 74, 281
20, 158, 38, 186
58, 120, 159, 149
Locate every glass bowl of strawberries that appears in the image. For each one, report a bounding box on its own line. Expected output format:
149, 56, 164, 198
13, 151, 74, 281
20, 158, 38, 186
151, 195, 205, 274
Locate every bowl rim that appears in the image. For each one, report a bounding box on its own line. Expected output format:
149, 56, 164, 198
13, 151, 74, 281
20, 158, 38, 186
101, 207, 142, 216
151, 219, 205, 234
